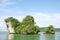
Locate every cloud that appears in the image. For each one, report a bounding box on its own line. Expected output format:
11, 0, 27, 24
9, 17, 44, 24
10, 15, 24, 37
0, 7, 24, 16
0, 0, 25, 16
32, 13, 60, 28
0, 0, 16, 5
0, 16, 7, 31
0, 0, 16, 12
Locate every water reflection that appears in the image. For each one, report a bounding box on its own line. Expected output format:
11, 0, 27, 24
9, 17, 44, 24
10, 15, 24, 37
40, 32, 55, 40
7, 34, 14, 40
7, 34, 40, 40
43, 34, 55, 40
0, 32, 60, 40
7, 33, 55, 40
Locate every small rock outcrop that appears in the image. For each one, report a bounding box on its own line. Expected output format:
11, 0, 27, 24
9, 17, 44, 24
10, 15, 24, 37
44, 25, 55, 34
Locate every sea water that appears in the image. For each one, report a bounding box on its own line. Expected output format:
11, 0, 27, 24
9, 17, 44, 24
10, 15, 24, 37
0, 31, 60, 40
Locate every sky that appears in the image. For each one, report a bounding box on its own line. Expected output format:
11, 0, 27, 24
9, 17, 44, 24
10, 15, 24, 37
0, 0, 60, 31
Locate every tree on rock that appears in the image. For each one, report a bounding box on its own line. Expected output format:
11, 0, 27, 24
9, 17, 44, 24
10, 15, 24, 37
4, 17, 20, 32
23, 16, 34, 26
44, 25, 55, 34
4, 16, 40, 34
15, 15, 40, 34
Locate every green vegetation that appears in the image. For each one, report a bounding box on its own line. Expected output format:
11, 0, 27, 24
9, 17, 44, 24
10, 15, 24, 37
4, 17, 20, 31
4, 16, 40, 34
15, 16, 40, 34
44, 25, 55, 34
4, 16, 55, 34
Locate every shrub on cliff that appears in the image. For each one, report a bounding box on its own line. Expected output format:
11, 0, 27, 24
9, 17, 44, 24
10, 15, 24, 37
44, 25, 55, 34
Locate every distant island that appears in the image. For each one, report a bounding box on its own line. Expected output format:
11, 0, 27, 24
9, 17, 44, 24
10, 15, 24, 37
4, 15, 55, 34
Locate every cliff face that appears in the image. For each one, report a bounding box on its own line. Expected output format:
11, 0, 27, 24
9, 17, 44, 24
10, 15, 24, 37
6, 22, 15, 33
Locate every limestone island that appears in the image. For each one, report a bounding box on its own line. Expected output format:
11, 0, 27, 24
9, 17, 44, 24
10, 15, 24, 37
4, 16, 40, 34
44, 25, 55, 34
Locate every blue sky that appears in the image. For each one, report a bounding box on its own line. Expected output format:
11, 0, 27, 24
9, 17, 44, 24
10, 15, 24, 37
0, 0, 60, 31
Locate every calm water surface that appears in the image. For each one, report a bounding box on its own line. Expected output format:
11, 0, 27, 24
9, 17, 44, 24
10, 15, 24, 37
0, 32, 60, 40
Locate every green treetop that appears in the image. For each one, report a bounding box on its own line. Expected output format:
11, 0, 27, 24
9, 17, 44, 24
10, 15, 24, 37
15, 16, 40, 34
22, 15, 34, 26
4, 17, 20, 28
44, 25, 55, 34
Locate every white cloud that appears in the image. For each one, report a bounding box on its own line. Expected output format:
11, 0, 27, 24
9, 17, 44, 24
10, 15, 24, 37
0, 0, 16, 5
0, 0, 24, 15
32, 13, 60, 28
0, 0, 16, 12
